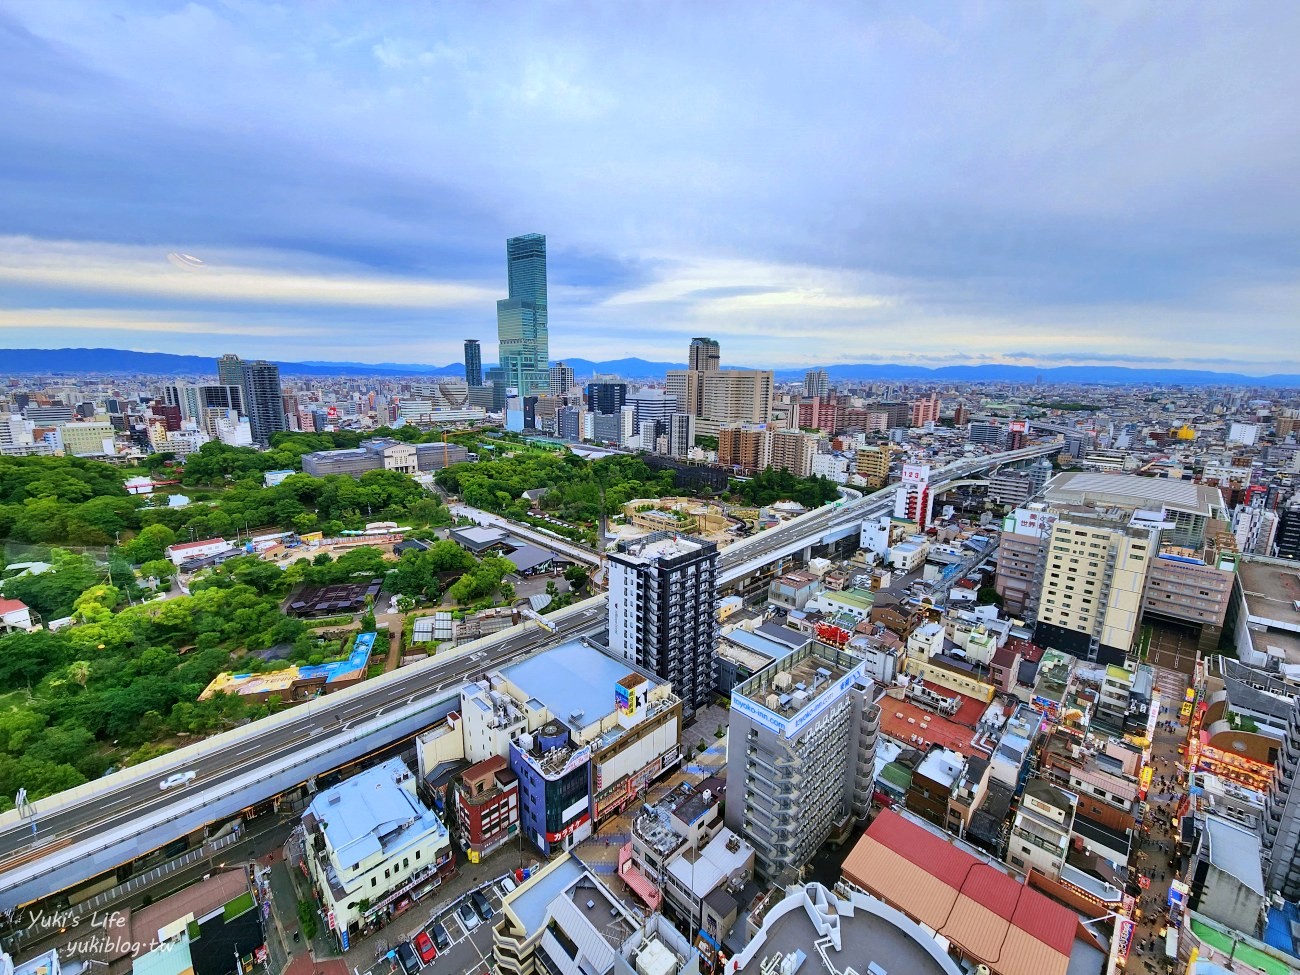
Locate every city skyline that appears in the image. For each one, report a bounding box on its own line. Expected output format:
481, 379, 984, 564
1, 4, 1298, 373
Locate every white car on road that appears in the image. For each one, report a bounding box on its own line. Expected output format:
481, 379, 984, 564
160, 771, 197, 790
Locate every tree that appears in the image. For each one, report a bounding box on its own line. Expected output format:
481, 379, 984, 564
563, 565, 590, 591
123, 524, 177, 564
3, 550, 102, 621
67, 660, 91, 689
140, 559, 176, 586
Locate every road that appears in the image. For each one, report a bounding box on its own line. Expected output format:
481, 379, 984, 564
0, 442, 1057, 905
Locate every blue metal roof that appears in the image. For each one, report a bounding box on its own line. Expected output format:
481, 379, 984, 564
503, 640, 655, 728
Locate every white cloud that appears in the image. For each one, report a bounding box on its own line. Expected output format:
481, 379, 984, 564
0, 237, 496, 308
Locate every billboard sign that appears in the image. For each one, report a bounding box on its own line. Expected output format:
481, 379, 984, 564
901, 464, 931, 484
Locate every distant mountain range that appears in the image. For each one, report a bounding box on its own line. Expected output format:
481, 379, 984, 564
5, 347, 1300, 386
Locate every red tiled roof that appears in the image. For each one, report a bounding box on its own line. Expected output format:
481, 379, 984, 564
0, 599, 29, 615
851, 810, 1077, 958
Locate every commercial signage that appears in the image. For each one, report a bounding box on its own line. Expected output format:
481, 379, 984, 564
545, 811, 590, 844
1008, 420, 1028, 434
556, 745, 592, 779
1139, 766, 1153, 798
1116, 918, 1135, 960
901, 464, 930, 484
327, 910, 336, 931
1011, 508, 1057, 537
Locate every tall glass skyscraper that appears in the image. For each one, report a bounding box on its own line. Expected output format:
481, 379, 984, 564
496, 233, 549, 396
463, 339, 482, 387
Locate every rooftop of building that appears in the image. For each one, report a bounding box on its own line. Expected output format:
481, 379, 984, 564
614, 530, 713, 563
1208, 656, 1298, 726
734, 883, 960, 975
303, 757, 444, 873
460, 754, 516, 795
1203, 814, 1266, 896
843, 810, 1083, 975
773, 570, 821, 588
819, 588, 875, 610
666, 827, 753, 897
1044, 471, 1225, 518
502, 639, 664, 738
735, 642, 852, 718
1023, 777, 1076, 814
881, 697, 978, 755
914, 748, 965, 789
1238, 557, 1300, 630
751, 621, 812, 651
718, 628, 786, 671
500, 853, 637, 952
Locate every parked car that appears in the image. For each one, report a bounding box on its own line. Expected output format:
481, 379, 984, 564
457, 903, 480, 931
414, 932, 436, 965
430, 922, 451, 952
159, 771, 196, 791
500, 876, 517, 893
395, 941, 421, 975
470, 890, 494, 921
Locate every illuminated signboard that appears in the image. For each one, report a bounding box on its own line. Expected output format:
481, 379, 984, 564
615, 683, 632, 714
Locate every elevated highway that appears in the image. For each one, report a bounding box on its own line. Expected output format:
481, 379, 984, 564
0, 441, 1058, 909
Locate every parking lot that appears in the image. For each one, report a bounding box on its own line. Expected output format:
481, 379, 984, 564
359, 878, 510, 975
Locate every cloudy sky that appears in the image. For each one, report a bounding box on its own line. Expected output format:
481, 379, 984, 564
2, 2, 1298, 372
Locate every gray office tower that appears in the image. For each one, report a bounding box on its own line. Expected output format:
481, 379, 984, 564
725, 642, 882, 883
216, 353, 245, 389
608, 532, 719, 719
496, 234, 549, 396
240, 360, 286, 445
688, 337, 720, 372
464, 339, 483, 387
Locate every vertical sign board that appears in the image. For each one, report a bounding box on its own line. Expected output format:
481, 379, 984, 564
1115, 918, 1135, 961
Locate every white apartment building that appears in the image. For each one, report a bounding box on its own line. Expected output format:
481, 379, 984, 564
302, 758, 452, 946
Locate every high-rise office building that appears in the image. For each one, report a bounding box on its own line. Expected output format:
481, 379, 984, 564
585, 382, 627, 416
725, 641, 881, 882
803, 368, 829, 399
216, 353, 245, 389
548, 361, 575, 396
464, 339, 483, 387
240, 360, 286, 446
688, 337, 720, 372
628, 389, 676, 439
608, 532, 719, 718
496, 234, 549, 396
